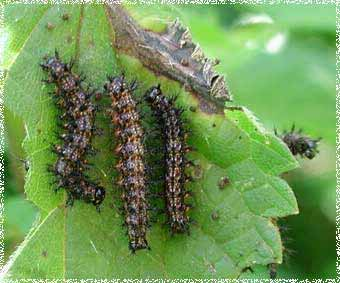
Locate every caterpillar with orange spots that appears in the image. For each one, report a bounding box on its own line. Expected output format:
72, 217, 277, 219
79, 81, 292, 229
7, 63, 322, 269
105, 74, 149, 252
41, 50, 105, 210
145, 85, 192, 234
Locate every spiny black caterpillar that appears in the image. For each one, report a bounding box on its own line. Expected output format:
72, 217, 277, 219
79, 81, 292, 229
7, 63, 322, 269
145, 85, 192, 235
104, 74, 150, 252
275, 124, 320, 159
41, 50, 105, 210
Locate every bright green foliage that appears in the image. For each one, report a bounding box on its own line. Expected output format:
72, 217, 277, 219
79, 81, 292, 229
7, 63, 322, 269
2, 4, 299, 279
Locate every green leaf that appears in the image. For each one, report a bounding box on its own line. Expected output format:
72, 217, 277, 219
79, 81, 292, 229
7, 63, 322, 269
2, 4, 51, 69
228, 35, 335, 144
2, 4, 299, 279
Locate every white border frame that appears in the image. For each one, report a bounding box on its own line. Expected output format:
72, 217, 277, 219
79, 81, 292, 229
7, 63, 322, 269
0, 1, 337, 281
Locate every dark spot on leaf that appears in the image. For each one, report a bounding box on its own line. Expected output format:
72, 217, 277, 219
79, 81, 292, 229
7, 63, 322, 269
192, 164, 203, 179
211, 210, 219, 220
41, 250, 48, 257
212, 123, 216, 128
46, 22, 55, 30
218, 176, 230, 189
238, 136, 242, 140
37, 128, 42, 134
189, 106, 196, 112
61, 13, 70, 21
66, 35, 73, 44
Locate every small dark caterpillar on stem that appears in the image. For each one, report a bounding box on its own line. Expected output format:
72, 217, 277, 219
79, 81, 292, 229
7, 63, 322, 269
145, 85, 192, 234
41, 50, 105, 210
275, 124, 320, 159
105, 74, 149, 252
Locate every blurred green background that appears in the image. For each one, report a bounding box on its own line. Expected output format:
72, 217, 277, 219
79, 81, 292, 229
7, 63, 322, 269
4, 4, 335, 279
